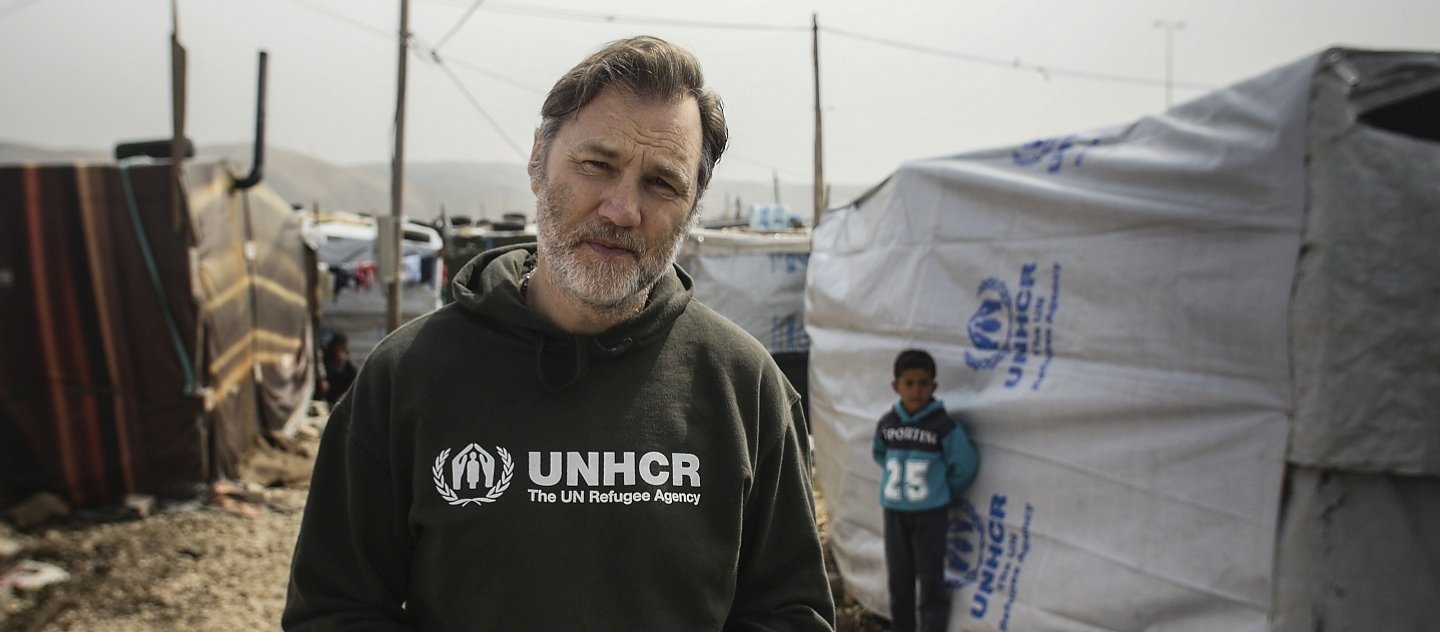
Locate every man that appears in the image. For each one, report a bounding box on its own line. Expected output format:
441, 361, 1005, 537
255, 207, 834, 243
284, 36, 836, 630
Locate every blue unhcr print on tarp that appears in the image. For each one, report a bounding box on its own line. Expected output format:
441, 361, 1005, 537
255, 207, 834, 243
946, 494, 1036, 631
963, 262, 1062, 391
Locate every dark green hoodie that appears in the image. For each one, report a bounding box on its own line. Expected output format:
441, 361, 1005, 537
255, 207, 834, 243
285, 245, 836, 631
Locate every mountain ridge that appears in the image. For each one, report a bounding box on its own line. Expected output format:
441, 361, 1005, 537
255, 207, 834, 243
0, 140, 868, 223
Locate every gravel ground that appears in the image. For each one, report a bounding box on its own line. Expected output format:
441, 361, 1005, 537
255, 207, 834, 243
1, 489, 307, 632
816, 486, 892, 632
1, 419, 888, 632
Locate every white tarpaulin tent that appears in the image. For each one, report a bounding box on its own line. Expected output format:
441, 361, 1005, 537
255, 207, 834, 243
304, 211, 445, 361
677, 227, 812, 355
807, 48, 1439, 631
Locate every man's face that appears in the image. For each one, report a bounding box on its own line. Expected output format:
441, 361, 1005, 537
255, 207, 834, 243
531, 87, 703, 310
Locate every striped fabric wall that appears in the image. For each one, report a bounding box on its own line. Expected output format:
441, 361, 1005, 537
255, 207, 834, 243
186, 163, 315, 479
1, 163, 202, 507
0, 161, 315, 508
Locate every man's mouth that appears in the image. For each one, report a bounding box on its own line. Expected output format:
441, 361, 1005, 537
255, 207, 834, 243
574, 223, 644, 258
583, 239, 635, 258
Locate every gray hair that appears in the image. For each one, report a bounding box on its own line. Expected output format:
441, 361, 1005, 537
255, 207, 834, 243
529, 36, 728, 213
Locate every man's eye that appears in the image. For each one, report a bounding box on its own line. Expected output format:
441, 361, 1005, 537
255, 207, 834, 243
582, 160, 609, 171
650, 178, 676, 193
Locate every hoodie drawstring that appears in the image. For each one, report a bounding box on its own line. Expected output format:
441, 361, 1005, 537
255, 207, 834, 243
535, 336, 590, 392
595, 337, 634, 355
533, 335, 636, 391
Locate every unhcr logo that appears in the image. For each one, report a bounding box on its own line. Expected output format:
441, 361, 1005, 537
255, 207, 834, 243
946, 494, 1035, 631
945, 497, 986, 589
962, 262, 1063, 391
964, 278, 1012, 371
433, 443, 514, 507
1012, 134, 1103, 174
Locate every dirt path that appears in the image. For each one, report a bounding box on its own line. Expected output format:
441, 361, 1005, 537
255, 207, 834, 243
1, 489, 306, 631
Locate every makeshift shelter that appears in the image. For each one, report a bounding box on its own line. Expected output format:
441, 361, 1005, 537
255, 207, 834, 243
677, 228, 811, 355
677, 227, 813, 411
807, 48, 1439, 631
0, 161, 316, 508
308, 210, 444, 317
307, 210, 443, 362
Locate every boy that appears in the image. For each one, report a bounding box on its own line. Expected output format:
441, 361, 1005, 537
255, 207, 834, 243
320, 331, 358, 406
873, 349, 979, 632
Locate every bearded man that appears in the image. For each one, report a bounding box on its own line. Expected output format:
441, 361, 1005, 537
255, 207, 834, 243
284, 36, 836, 631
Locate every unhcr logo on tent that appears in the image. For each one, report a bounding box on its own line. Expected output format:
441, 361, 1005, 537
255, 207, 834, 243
945, 497, 986, 589
1011, 134, 1103, 174
964, 279, 1012, 371
946, 494, 1035, 632
962, 262, 1063, 391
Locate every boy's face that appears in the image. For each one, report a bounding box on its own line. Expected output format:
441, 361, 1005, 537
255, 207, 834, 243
892, 368, 937, 415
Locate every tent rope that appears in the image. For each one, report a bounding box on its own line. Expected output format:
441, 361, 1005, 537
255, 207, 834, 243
118, 163, 196, 395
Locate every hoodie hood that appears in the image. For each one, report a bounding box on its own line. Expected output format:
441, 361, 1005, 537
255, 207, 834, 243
450, 244, 694, 391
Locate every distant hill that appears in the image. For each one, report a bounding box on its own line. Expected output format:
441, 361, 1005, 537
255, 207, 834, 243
0, 140, 870, 224
198, 144, 401, 215
0, 142, 109, 164
351, 160, 533, 222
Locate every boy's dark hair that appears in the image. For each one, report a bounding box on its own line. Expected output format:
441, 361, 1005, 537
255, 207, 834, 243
893, 349, 936, 379
323, 332, 349, 361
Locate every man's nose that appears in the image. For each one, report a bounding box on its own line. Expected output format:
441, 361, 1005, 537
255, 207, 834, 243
597, 180, 642, 228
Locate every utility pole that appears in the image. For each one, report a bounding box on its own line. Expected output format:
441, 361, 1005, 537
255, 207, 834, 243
772, 170, 781, 204
388, 0, 410, 332
811, 12, 825, 228
1153, 19, 1185, 109
169, 0, 187, 230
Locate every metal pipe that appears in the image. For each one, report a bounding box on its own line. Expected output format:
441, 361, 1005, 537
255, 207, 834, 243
234, 51, 269, 190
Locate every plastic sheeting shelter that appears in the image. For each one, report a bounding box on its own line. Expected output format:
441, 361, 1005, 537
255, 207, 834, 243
677, 228, 812, 355
307, 211, 444, 363
807, 48, 1439, 631
677, 228, 813, 413
0, 161, 316, 508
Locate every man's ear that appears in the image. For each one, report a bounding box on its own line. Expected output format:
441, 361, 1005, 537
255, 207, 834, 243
891, 379, 901, 395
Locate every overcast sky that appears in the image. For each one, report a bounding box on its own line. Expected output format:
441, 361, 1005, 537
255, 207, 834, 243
1, 0, 1436, 187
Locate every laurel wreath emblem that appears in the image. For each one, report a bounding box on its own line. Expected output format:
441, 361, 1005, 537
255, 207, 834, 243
433, 446, 513, 506
964, 277, 1012, 371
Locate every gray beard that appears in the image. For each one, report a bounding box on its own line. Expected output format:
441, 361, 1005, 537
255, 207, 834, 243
534, 180, 687, 311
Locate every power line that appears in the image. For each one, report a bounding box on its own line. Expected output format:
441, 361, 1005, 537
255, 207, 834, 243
410, 34, 529, 160
431, 3, 1209, 91
821, 25, 1213, 91
288, 0, 1209, 94
281, 0, 1213, 165
283, 0, 391, 38
479, 2, 808, 32
281, 0, 534, 161
440, 55, 546, 95
433, 60, 530, 160
432, 0, 487, 53
282, 0, 540, 95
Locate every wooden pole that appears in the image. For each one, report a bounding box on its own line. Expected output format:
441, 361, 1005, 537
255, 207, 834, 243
811, 12, 825, 228
388, 0, 410, 332
169, 0, 187, 230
